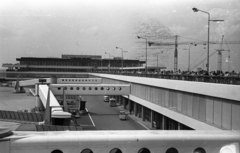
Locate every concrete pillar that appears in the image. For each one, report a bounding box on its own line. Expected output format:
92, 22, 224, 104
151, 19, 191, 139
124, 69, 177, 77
119, 96, 122, 105
121, 96, 123, 105
142, 106, 145, 121
162, 115, 165, 130
127, 99, 130, 110
150, 110, 154, 128
134, 102, 137, 116
35, 84, 39, 96
127, 98, 131, 111
63, 88, 67, 112
178, 122, 181, 130
116, 96, 119, 104
128, 100, 133, 114
123, 97, 126, 109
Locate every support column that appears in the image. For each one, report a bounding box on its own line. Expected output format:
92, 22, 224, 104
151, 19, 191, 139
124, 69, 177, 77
134, 102, 137, 116
178, 122, 181, 130
63, 88, 67, 112
116, 96, 119, 104
35, 84, 43, 112
162, 115, 165, 130
150, 110, 154, 128
123, 97, 126, 109
142, 106, 145, 121
127, 99, 131, 110
119, 96, 122, 105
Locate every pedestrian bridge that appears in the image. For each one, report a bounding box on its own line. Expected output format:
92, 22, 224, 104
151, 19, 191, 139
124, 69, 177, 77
37, 84, 71, 119
17, 78, 103, 87
18, 74, 240, 131
35, 81, 131, 121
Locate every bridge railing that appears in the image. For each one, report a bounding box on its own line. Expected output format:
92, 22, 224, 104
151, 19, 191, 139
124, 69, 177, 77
2, 71, 240, 85
96, 72, 240, 85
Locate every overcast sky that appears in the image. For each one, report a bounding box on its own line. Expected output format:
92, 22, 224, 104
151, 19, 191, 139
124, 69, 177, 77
0, 0, 239, 71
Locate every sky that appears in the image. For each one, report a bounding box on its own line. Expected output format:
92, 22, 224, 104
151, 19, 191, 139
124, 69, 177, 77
0, 0, 240, 72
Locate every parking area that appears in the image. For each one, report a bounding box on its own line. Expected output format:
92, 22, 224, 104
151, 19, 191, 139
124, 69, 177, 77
76, 96, 146, 130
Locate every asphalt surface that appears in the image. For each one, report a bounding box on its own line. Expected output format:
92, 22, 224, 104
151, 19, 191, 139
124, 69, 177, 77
0, 87, 146, 130
77, 96, 146, 130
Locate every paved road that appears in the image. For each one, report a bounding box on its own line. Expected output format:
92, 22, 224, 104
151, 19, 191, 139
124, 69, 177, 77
78, 96, 146, 130
0, 87, 146, 130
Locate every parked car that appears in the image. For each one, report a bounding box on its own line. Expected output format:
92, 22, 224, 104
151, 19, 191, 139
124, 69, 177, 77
119, 111, 127, 120
103, 96, 110, 102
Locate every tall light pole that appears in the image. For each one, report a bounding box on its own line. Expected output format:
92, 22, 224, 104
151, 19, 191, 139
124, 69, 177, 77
105, 52, 110, 72
193, 7, 224, 74
116, 47, 128, 73
137, 36, 148, 73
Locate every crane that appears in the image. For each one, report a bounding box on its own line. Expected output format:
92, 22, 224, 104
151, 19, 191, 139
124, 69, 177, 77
148, 35, 240, 72
217, 35, 230, 72
190, 35, 233, 71
190, 50, 218, 71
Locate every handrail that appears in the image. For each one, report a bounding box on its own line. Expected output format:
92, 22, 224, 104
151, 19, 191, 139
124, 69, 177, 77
93, 71, 240, 85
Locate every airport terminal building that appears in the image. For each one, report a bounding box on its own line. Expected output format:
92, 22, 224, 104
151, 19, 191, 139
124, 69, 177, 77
3, 54, 145, 72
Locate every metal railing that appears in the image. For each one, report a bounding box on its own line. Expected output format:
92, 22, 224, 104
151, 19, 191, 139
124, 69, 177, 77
1, 70, 239, 85
95, 72, 240, 85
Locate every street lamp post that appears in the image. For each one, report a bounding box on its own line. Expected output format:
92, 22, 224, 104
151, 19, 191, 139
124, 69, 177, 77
193, 7, 224, 74
105, 52, 111, 72
116, 47, 128, 73
137, 36, 148, 73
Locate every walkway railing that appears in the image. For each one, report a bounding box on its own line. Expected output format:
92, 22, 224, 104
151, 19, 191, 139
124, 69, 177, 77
2, 70, 240, 85
96, 72, 240, 85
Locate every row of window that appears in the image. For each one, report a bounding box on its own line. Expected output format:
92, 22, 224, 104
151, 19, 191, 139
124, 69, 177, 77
57, 87, 122, 91
51, 147, 206, 153
60, 79, 99, 82
20, 61, 139, 67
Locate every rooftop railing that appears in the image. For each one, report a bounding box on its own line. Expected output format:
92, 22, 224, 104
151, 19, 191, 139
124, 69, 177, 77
1, 70, 240, 85
95, 71, 240, 85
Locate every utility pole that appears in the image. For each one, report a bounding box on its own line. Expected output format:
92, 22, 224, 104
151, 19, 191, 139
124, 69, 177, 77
174, 35, 179, 72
